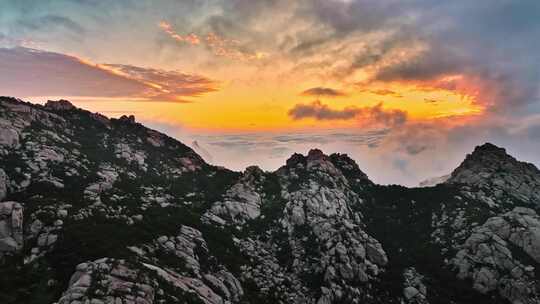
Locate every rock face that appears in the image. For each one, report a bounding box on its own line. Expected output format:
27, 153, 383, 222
58, 258, 156, 304
131, 225, 244, 304
0, 169, 7, 200
402, 268, 428, 304
237, 149, 387, 303
204, 166, 265, 225
452, 207, 540, 303
2, 97, 540, 304
0, 201, 23, 260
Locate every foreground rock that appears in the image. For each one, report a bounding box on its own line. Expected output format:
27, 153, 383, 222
452, 207, 540, 303
1, 97, 540, 304
0, 201, 23, 261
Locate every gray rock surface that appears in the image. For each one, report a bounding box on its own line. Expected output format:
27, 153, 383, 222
57, 258, 155, 304
130, 225, 244, 303
452, 207, 540, 303
204, 166, 265, 225
0, 201, 23, 260
0, 169, 7, 200
402, 268, 428, 304
239, 149, 388, 303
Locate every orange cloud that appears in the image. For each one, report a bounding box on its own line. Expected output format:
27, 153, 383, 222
158, 21, 269, 61
158, 21, 200, 45
100, 64, 218, 102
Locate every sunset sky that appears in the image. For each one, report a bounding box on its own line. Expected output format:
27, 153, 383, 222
1, 0, 540, 185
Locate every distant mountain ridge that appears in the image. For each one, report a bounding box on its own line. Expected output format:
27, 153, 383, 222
1, 96, 540, 304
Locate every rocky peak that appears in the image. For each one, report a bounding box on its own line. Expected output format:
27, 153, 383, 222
452, 143, 517, 172
44, 99, 76, 111
473, 142, 507, 154
284, 149, 334, 170
242, 166, 265, 185
118, 114, 136, 124
447, 142, 540, 205
280, 149, 375, 195
285, 152, 306, 167
307, 148, 327, 161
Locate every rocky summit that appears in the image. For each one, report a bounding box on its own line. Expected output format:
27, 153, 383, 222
1, 96, 540, 304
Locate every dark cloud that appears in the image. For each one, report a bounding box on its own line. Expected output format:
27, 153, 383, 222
3, 1, 539, 113
357, 103, 408, 128
371, 89, 400, 97
404, 144, 430, 155
288, 100, 360, 120
301, 87, 346, 97
289, 100, 407, 127
0, 47, 217, 102
286, 1, 540, 112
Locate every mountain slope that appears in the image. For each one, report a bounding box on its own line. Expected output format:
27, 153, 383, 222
1, 97, 539, 304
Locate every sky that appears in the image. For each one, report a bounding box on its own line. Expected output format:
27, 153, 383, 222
1, 0, 540, 185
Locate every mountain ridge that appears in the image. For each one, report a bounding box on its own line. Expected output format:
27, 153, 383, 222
1, 97, 540, 304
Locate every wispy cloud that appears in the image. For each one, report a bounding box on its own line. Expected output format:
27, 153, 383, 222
0, 47, 217, 102
158, 20, 268, 61
362, 89, 403, 98
158, 21, 200, 45
101, 64, 218, 102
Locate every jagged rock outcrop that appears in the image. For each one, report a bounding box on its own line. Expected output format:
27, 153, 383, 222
0, 169, 7, 200
57, 227, 245, 304
204, 166, 265, 225
452, 207, 540, 303
426, 144, 540, 303
45, 99, 76, 111
130, 225, 244, 304
57, 258, 156, 304
238, 149, 388, 303
0, 201, 23, 260
402, 268, 428, 304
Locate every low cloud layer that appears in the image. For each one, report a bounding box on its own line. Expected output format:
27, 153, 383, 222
0, 47, 217, 102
